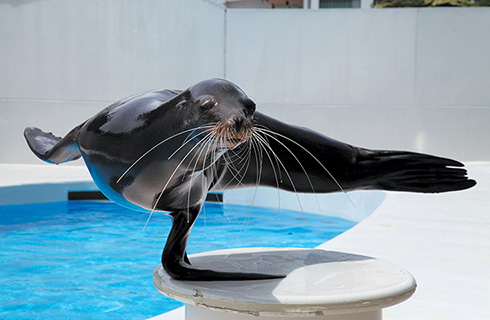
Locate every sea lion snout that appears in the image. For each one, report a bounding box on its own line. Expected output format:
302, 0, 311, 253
226, 115, 252, 136
214, 115, 252, 149
233, 117, 245, 132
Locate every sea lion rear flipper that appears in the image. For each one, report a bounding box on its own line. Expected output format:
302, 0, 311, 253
24, 126, 82, 164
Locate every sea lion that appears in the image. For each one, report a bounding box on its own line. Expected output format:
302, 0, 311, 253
24, 79, 476, 281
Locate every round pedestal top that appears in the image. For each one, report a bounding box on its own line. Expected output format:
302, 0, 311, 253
153, 247, 416, 317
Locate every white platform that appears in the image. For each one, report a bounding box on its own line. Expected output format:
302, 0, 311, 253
153, 248, 416, 319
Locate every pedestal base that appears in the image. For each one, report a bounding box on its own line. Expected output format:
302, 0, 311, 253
186, 305, 382, 320
153, 248, 416, 319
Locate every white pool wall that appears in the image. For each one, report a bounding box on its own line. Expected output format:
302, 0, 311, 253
223, 188, 386, 222
0, 163, 383, 223
1, 2, 489, 165
0, 164, 97, 205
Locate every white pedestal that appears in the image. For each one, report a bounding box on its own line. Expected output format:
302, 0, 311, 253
153, 248, 416, 320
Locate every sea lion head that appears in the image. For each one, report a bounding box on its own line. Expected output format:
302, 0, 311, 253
180, 79, 256, 149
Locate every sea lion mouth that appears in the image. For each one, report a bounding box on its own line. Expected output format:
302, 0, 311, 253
218, 132, 249, 149
224, 137, 246, 149
210, 118, 254, 149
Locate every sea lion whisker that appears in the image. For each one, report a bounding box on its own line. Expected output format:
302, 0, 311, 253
255, 128, 317, 190
184, 130, 215, 173
251, 132, 282, 218
255, 127, 355, 208
231, 127, 254, 163
185, 136, 210, 221
203, 138, 235, 224
256, 126, 344, 192
238, 135, 264, 229
219, 130, 251, 184
253, 131, 295, 189
252, 125, 284, 183
223, 146, 249, 169
167, 126, 215, 161
213, 134, 253, 225
237, 134, 265, 237
202, 199, 207, 235
222, 139, 251, 171
213, 154, 241, 225
251, 134, 265, 189
154, 131, 216, 228
143, 131, 216, 230
212, 141, 254, 220
217, 156, 245, 188
222, 126, 230, 148
220, 145, 253, 190
182, 124, 217, 146
252, 132, 281, 190
218, 159, 248, 191
254, 128, 323, 217
207, 142, 238, 224
116, 126, 213, 184
186, 134, 215, 223
251, 129, 306, 217
226, 135, 252, 164
212, 136, 249, 224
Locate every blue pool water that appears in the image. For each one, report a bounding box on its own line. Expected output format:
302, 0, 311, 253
0, 201, 356, 319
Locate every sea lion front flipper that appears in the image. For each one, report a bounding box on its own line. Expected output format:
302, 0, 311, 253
355, 149, 477, 193
214, 111, 475, 194
162, 206, 285, 281
24, 126, 82, 164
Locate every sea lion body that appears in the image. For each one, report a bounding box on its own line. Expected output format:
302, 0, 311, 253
24, 79, 476, 281
77, 89, 203, 213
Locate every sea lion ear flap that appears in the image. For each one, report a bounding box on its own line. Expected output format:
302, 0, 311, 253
173, 90, 191, 109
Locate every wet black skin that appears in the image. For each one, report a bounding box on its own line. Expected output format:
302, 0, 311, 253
24, 79, 476, 281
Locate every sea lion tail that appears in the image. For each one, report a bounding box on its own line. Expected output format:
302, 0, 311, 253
359, 150, 476, 193
24, 126, 82, 164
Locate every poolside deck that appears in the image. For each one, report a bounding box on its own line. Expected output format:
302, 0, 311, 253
321, 162, 490, 319
1, 163, 488, 319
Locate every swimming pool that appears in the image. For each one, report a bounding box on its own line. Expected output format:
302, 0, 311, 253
0, 200, 356, 320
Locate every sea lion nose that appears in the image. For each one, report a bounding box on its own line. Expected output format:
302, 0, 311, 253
233, 117, 244, 132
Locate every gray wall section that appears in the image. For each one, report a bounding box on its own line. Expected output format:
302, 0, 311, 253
1, 3, 489, 164
0, 0, 225, 101
0, 0, 225, 164
225, 8, 490, 160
